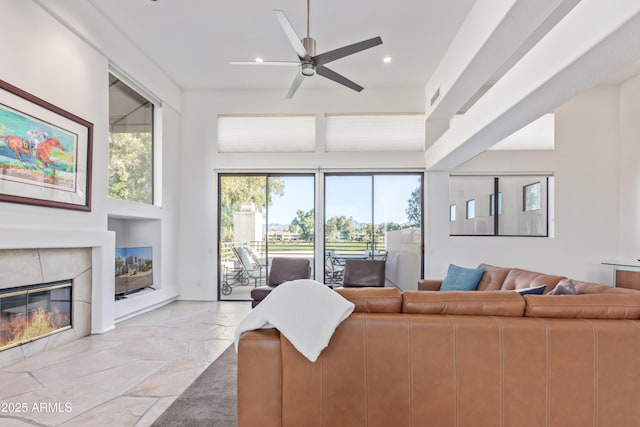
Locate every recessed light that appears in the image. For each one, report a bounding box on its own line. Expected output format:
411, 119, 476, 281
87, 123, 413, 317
255, 57, 264, 63
383, 56, 392, 63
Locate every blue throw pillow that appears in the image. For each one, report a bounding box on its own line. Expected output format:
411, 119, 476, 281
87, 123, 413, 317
440, 264, 484, 291
515, 285, 547, 295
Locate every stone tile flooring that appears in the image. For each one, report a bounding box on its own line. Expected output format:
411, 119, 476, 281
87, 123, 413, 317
0, 300, 251, 426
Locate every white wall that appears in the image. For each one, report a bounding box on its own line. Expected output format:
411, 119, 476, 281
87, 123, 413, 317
0, 0, 107, 230
0, 1, 182, 330
619, 74, 640, 263
178, 88, 426, 299
426, 85, 620, 284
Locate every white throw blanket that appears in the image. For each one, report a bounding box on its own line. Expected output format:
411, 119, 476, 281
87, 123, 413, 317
233, 279, 355, 362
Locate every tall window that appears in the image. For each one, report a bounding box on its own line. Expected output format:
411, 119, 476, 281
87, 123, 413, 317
218, 174, 315, 300
324, 173, 423, 289
108, 73, 154, 204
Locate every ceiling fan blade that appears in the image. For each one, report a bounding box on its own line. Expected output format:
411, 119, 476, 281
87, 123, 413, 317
229, 61, 300, 66
316, 65, 363, 92
314, 36, 383, 66
286, 73, 306, 99
274, 9, 308, 59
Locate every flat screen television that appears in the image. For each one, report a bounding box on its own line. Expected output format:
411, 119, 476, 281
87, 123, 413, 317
115, 246, 153, 299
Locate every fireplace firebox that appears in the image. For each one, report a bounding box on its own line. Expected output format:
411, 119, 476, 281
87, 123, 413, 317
0, 281, 72, 351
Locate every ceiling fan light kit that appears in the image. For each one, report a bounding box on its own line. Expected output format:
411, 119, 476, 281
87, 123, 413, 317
230, 0, 382, 98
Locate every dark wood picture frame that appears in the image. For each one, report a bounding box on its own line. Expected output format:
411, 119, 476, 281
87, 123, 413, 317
0, 79, 92, 211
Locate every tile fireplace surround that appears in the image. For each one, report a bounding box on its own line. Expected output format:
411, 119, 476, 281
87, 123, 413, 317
0, 248, 91, 368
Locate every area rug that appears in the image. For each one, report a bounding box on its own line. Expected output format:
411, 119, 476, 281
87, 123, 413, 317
152, 344, 237, 427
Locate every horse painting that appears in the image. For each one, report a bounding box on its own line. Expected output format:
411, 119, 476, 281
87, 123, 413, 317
0, 134, 65, 174
35, 137, 64, 170
0, 134, 34, 161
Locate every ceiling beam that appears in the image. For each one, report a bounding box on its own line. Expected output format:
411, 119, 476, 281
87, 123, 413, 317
424, 0, 579, 129
426, 1, 640, 170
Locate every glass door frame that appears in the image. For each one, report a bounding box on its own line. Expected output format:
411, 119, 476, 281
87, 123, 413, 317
322, 171, 425, 284
217, 172, 316, 300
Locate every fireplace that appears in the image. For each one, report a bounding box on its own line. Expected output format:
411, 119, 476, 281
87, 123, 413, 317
0, 281, 72, 351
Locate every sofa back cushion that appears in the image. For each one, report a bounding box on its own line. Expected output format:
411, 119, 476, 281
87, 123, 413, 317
500, 268, 566, 293
572, 280, 639, 295
475, 264, 511, 291
524, 294, 640, 319
335, 287, 402, 313
402, 291, 525, 317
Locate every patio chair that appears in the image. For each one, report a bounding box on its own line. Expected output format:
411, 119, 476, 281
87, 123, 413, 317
247, 247, 267, 267
342, 259, 386, 287
250, 257, 311, 307
325, 250, 345, 285
232, 246, 268, 288
365, 249, 388, 261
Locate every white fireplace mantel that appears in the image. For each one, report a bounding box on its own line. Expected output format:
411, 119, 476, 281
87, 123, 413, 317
0, 227, 116, 334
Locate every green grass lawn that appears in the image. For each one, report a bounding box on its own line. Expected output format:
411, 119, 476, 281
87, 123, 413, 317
268, 241, 376, 252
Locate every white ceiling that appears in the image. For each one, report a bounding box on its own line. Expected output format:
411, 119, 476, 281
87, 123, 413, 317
88, 0, 476, 91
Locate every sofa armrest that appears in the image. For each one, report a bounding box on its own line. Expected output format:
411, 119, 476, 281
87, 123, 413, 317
418, 279, 442, 291
238, 329, 282, 427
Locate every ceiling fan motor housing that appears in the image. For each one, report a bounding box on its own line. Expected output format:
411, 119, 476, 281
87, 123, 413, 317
301, 37, 317, 76
302, 37, 316, 57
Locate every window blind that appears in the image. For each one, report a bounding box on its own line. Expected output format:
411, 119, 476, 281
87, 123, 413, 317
325, 113, 425, 152
217, 115, 315, 153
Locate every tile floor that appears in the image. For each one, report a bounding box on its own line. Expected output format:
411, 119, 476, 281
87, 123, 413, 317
0, 300, 251, 426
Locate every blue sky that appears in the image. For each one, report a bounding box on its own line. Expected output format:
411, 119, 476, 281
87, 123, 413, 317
115, 246, 152, 260
268, 175, 421, 225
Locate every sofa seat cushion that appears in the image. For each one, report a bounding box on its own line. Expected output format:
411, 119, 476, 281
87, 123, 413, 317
335, 287, 402, 313
250, 286, 276, 301
402, 291, 525, 317
524, 294, 640, 319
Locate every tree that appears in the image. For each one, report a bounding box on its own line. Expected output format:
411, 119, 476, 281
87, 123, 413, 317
108, 132, 153, 204
115, 256, 125, 276
326, 216, 355, 241
405, 186, 422, 227
377, 222, 401, 232
219, 176, 285, 241
290, 209, 314, 240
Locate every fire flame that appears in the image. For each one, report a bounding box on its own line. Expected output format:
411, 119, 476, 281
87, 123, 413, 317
0, 307, 70, 349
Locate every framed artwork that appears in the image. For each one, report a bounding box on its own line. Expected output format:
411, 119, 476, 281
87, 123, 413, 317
0, 79, 92, 211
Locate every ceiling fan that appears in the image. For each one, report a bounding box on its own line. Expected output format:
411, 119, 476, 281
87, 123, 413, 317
230, 0, 383, 98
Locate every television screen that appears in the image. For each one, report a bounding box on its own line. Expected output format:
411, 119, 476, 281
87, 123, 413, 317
115, 246, 153, 298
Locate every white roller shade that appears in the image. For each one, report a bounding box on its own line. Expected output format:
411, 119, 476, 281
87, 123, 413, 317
325, 113, 425, 152
217, 115, 316, 153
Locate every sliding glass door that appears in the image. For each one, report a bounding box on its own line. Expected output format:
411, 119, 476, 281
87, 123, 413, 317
218, 174, 315, 300
324, 173, 423, 289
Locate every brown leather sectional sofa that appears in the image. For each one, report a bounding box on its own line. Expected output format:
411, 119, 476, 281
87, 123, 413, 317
418, 263, 626, 294
237, 268, 640, 426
